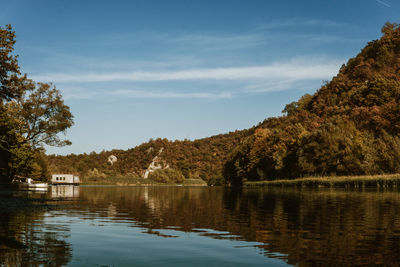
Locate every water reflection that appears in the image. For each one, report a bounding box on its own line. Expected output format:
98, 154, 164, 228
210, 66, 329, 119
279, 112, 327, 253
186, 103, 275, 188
2, 187, 400, 266
51, 185, 80, 199
74, 187, 400, 265
0, 201, 72, 266
224, 188, 400, 265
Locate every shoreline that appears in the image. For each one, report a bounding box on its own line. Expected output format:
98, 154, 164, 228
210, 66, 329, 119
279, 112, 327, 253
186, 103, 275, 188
243, 174, 400, 188
80, 177, 208, 187
80, 183, 208, 187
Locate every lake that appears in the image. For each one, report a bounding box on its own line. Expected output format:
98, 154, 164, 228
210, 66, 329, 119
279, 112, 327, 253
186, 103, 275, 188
1, 186, 400, 266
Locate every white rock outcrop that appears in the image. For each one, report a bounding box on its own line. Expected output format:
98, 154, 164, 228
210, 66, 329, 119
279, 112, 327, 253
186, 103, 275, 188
143, 148, 169, 179
108, 155, 117, 165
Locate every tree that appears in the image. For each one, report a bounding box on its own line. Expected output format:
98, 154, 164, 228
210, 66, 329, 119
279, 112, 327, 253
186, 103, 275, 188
297, 119, 365, 176
0, 104, 34, 184
0, 24, 73, 184
0, 24, 21, 101
6, 78, 74, 148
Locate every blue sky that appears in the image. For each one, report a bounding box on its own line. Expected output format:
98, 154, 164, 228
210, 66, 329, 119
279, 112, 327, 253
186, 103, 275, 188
1, 0, 399, 155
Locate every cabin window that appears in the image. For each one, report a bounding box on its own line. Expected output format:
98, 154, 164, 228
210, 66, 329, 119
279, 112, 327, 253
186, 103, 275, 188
56, 177, 58, 181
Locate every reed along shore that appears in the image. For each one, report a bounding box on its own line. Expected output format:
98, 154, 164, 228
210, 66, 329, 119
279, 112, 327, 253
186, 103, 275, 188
244, 174, 400, 188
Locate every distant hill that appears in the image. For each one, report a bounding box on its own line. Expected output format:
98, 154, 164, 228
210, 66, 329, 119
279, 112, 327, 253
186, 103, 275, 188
47, 129, 253, 185
223, 22, 400, 185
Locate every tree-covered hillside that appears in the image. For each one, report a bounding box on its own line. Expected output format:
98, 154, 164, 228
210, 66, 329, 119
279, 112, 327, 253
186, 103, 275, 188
47, 129, 253, 185
224, 23, 400, 185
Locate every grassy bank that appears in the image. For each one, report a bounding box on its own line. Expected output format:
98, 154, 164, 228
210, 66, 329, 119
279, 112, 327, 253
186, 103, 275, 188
81, 176, 159, 186
81, 176, 208, 186
182, 178, 208, 186
243, 174, 400, 188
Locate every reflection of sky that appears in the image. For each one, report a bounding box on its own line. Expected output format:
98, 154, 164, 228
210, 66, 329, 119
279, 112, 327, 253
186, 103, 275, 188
1, 1, 398, 155
45, 214, 288, 266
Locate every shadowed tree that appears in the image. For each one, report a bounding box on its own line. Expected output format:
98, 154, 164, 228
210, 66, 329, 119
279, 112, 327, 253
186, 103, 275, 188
0, 105, 34, 184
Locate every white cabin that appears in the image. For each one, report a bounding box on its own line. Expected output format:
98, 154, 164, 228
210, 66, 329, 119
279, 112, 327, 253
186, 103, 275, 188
51, 174, 80, 185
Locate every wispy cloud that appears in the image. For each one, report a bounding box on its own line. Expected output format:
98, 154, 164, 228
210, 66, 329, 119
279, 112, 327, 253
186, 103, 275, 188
169, 33, 266, 51
50, 58, 343, 101
110, 90, 232, 100
33, 58, 342, 83
243, 79, 302, 93
376, 0, 391, 7
61, 85, 233, 100
257, 19, 342, 31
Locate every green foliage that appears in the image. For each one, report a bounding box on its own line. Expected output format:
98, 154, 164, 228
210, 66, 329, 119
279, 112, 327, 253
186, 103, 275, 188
6, 79, 74, 148
297, 119, 364, 176
147, 168, 185, 184
0, 105, 34, 183
0, 25, 20, 100
85, 168, 107, 179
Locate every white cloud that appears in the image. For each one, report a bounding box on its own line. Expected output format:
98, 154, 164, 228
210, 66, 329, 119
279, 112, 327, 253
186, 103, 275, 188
32, 58, 342, 83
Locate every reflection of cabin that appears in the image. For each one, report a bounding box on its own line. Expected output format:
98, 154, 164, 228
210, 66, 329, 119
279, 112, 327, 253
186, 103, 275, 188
51, 185, 80, 198
51, 174, 80, 185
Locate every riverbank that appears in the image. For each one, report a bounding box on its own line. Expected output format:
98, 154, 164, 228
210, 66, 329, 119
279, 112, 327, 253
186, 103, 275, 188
81, 176, 208, 186
244, 174, 400, 188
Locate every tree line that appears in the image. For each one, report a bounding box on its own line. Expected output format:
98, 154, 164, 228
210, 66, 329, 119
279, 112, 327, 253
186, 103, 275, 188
46, 130, 252, 185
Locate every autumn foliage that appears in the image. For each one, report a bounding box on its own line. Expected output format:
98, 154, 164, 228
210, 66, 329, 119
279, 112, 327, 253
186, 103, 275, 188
224, 22, 400, 185
47, 130, 252, 185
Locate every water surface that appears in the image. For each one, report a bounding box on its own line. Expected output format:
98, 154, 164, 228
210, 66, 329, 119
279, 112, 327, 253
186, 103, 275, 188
1, 186, 400, 266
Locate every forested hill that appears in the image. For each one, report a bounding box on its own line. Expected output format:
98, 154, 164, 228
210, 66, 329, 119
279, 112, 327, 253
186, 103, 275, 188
47, 129, 253, 185
224, 22, 400, 185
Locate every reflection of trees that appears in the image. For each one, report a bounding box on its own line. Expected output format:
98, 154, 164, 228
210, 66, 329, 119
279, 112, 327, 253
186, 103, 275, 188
77, 187, 228, 232
77, 187, 400, 265
224, 188, 400, 266
0, 206, 72, 266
